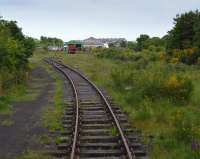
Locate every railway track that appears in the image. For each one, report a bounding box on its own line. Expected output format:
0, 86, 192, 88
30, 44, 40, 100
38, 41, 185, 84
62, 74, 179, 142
46, 58, 147, 159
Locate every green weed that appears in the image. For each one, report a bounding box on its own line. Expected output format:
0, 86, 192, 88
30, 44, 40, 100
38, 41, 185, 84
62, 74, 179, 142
17, 151, 52, 159
42, 64, 65, 132
0, 96, 12, 114
39, 135, 52, 145
110, 127, 119, 137
0, 119, 14, 126
55, 137, 63, 145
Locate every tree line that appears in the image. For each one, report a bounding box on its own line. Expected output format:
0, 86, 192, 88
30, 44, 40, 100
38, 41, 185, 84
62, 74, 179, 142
0, 17, 35, 95
120, 10, 200, 64
39, 36, 63, 50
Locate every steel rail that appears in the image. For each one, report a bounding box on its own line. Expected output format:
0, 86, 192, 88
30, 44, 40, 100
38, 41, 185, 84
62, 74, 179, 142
47, 59, 79, 159
54, 60, 135, 159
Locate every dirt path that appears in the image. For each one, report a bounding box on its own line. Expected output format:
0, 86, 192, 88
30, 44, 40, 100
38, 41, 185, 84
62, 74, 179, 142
0, 67, 54, 159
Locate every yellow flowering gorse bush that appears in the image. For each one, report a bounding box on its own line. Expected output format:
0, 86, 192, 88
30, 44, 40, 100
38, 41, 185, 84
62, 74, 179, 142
165, 74, 183, 90
162, 74, 193, 101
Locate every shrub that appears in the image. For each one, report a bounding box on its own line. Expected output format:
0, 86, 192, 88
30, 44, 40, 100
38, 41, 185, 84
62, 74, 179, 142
171, 110, 200, 144
111, 63, 193, 104
95, 47, 165, 63
111, 67, 134, 91
171, 48, 200, 65
159, 52, 166, 61
170, 58, 179, 64
162, 74, 193, 102
141, 49, 160, 61
0, 18, 35, 94
95, 48, 137, 61
134, 99, 153, 120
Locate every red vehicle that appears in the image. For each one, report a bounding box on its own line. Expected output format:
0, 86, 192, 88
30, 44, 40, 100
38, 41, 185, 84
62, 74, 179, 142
68, 44, 77, 54
67, 41, 82, 54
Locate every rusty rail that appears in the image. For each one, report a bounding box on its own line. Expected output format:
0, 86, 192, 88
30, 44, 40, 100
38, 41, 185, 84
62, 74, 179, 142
48, 60, 79, 159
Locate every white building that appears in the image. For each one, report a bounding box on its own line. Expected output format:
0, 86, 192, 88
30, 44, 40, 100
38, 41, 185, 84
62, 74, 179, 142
83, 41, 109, 48
103, 43, 109, 48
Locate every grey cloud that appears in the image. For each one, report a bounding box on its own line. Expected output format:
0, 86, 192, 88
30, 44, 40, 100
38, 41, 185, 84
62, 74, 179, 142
0, 0, 199, 41
0, 0, 35, 6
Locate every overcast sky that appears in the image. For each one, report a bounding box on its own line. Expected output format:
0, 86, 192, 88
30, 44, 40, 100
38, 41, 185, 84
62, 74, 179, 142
0, 0, 199, 41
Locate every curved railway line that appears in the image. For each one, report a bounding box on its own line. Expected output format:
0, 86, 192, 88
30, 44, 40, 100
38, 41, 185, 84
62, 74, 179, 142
46, 58, 147, 159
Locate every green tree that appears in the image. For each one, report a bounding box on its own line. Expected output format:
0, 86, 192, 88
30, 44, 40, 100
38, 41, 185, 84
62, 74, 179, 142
136, 34, 150, 51
127, 41, 137, 50
194, 20, 200, 49
0, 18, 35, 91
120, 40, 127, 48
108, 43, 115, 48
3, 20, 25, 41
40, 36, 63, 49
167, 10, 200, 51
147, 37, 165, 47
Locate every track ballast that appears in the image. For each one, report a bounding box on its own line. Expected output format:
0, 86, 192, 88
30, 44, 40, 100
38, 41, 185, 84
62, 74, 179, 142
46, 58, 147, 159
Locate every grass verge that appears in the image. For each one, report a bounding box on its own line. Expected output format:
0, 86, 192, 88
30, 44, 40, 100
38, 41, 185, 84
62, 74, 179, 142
41, 63, 65, 132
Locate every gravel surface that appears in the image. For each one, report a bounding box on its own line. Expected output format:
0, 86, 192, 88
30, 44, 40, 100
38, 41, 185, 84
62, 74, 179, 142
0, 67, 55, 159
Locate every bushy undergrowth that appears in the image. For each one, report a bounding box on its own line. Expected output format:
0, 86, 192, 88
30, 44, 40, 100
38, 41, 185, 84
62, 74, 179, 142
95, 49, 198, 158
111, 62, 193, 104
171, 110, 200, 143
0, 18, 35, 96
94, 48, 164, 64
94, 48, 137, 61
108, 58, 200, 158
168, 48, 200, 65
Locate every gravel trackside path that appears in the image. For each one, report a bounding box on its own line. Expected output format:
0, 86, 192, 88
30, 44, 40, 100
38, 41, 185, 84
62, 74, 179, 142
0, 67, 54, 159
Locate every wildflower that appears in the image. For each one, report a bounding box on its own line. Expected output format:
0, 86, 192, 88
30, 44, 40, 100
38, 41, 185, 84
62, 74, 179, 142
165, 74, 182, 89
159, 53, 165, 60
171, 58, 179, 64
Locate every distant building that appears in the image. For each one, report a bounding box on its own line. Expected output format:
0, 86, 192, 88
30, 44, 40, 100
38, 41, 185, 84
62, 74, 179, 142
83, 41, 105, 48
83, 37, 103, 48
82, 37, 126, 48
64, 37, 126, 53
103, 43, 109, 48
